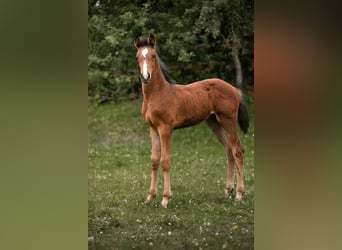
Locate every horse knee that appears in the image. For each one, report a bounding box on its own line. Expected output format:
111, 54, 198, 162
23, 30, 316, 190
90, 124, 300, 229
151, 158, 160, 170
161, 159, 171, 171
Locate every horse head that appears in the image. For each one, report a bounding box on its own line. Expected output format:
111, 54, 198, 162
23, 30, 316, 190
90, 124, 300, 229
134, 34, 157, 84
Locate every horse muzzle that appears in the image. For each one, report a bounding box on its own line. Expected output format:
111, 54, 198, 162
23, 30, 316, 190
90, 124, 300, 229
140, 73, 151, 84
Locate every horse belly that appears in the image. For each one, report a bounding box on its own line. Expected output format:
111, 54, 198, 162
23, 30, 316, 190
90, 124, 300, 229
173, 118, 205, 129
173, 105, 211, 129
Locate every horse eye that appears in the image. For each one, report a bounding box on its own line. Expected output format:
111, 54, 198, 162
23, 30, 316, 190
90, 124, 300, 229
151, 55, 156, 59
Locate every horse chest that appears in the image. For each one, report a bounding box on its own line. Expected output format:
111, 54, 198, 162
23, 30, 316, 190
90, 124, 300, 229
143, 110, 154, 125
142, 103, 172, 127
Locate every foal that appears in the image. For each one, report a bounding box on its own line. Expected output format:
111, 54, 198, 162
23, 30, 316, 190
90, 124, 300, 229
134, 34, 249, 208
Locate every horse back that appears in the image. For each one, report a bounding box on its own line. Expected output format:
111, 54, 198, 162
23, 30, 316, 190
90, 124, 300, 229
142, 78, 240, 129
183, 78, 240, 108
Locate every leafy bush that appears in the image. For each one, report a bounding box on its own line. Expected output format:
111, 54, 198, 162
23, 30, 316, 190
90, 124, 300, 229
88, 69, 138, 103
88, 0, 253, 104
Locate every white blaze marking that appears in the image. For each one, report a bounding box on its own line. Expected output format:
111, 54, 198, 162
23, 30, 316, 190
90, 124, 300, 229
143, 60, 148, 78
142, 48, 149, 78
142, 48, 148, 58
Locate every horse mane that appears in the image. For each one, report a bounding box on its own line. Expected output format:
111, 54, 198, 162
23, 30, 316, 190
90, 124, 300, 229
159, 57, 176, 84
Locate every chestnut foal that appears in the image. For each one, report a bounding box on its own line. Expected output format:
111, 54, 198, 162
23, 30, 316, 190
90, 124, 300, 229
134, 34, 249, 208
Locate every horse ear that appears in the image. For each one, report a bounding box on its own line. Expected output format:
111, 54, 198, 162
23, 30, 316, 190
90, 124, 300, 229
133, 36, 140, 49
148, 34, 156, 48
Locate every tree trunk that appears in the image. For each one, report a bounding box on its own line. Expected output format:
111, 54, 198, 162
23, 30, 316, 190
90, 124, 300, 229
232, 45, 243, 90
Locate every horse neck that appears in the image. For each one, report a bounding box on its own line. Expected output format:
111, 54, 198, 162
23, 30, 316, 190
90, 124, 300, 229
142, 59, 169, 98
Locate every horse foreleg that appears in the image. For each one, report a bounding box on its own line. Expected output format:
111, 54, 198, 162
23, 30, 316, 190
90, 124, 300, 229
145, 127, 161, 204
159, 126, 172, 208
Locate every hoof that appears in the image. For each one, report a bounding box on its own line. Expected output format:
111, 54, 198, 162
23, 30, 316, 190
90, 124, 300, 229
235, 195, 242, 201
224, 188, 234, 199
144, 194, 155, 205
235, 191, 244, 201
161, 197, 169, 208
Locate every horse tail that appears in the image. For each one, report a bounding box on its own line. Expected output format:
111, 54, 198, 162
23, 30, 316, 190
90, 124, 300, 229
238, 96, 249, 134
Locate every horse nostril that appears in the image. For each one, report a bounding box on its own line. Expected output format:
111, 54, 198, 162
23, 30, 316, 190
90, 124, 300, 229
140, 73, 151, 83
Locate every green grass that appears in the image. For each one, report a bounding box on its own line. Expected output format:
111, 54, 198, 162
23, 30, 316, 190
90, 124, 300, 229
88, 98, 254, 250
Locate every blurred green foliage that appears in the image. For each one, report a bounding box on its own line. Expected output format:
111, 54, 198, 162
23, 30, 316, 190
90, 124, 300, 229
88, 0, 253, 103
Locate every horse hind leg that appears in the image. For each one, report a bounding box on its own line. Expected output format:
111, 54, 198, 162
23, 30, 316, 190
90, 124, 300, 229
233, 137, 245, 201
206, 115, 235, 198
224, 147, 236, 198
206, 114, 227, 146
227, 130, 245, 200
215, 115, 245, 201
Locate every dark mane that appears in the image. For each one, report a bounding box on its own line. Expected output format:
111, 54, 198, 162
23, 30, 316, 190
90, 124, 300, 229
159, 57, 176, 84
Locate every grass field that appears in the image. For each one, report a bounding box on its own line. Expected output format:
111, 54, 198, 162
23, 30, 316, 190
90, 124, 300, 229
88, 97, 254, 249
